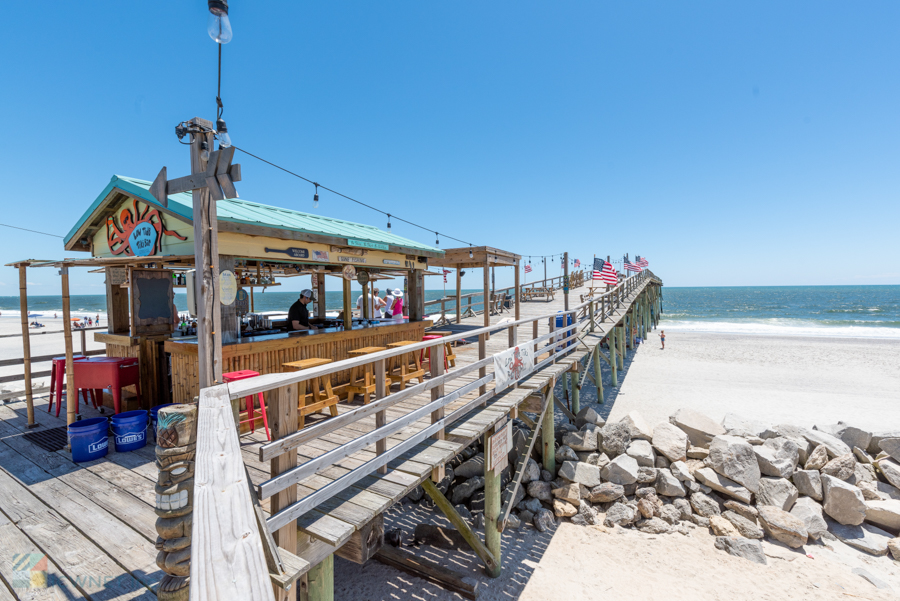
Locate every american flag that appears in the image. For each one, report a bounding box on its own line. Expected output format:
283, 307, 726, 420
624, 255, 642, 272
593, 258, 617, 285
525, 264, 533, 274
636, 255, 649, 268
443, 269, 451, 283
574, 259, 580, 268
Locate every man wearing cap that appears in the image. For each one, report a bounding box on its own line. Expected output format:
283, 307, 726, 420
288, 290, 316, 332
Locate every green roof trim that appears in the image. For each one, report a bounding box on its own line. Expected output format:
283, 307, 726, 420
65, 175, 443, 256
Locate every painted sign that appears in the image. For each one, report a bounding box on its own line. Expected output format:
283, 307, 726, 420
347, 238, 389, 251
265, 247, 309, 259
312, 250, 329, 262
356, 271, 370, 286
107, 199, 186, 256
338, 256, 367, 264
493, 341, 535, 391
486, 418, 513, 474
108, 267, 127, 286
342, 265, 357, 281
311, 273, 318, 287
235, 288, 250, 313
219, 270, 237, 305
382, 259, 401, 266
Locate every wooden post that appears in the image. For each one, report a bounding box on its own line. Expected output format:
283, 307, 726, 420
270, 383, 298, 601
341, 278, 352, 331
563, 252, 569, 312
533, 320, 539, 354
478, 333, 487, 400
483, 424, 502, 578
17, 266, 36, 428
609, 328, 618, 388
105, 266, 130, 334
430, 343, 446, 482
541, 388, 555, 474
483, 261, 490, 331
375, 359, 387, 475
548, 317, 556, 364
618, 324, 625, 370
190, 117, 223, 387
316, 271, 326, 321
60, 266, 77, 428
361, 282, 368, 320
250, 285, 255, 312
570, 371, 579, 416
307, 554, 333, 601
514, 259, 520, 321
455, 268, 462, 324
593, 345, 604, 403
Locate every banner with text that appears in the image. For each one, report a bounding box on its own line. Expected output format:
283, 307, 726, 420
493, 341, 535, 391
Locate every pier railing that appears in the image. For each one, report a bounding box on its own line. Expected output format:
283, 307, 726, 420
190, 269, 656, 600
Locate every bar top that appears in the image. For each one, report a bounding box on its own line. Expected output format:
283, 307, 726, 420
168, 318, 415, 346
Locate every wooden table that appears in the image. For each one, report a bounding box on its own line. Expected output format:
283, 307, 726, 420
386, 341, 425, 390
345, 347, 387, 404
425, 331, 457, 367
283, 357, 339, 429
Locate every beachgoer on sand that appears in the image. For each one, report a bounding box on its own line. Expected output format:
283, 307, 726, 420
659, 330, 665, 350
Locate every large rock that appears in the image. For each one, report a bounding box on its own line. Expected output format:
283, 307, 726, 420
626, 440, 656, 467
652, 422, 689, 463
722, 414, 767, 438
455, 453, 485, 478
821, 453, 857, 481
694, 467, 753, 504
827, 519, 893, 556
870, 432, 900, 456
670, 409, 725, 448
558, 461, 602, 488
669, 461, 695, 482
804, 430, 851, 458
879, 438, 900, 463
620, 411, 653, 441
757, 505, 808, 548
756, 477, 799, 511
722, 511, 763, 539
655, 470, 687, 497
673, 498, 693, 521
600, 422, 632, 456
877, 458, 900, 489
574, 406, 606, 430
450, 477, 485, 504
577, 500, 598, 525
600, 454, 640, 486
709, 515, 740, 537
754, 437, 800, 479
793, 469, 823, 502
889, 537, 900, 561
708, 435, 761, 493
522, 458, 541, 484
637, 498, 657, 519
553, 499, 577, 518
822, 475, 867, 526
804, 444, 829, 470
562, 428, 600, 453
526, 480, 552, 502
603, 502, 636, 527
762, 424, 812, 463
505, 481, 526, 509
637, 517, 671, 534
864, 500, 900, 532
551, 483, 581, 505
636, 467, 658, 484
689, 491, 721, 518
724, 500, 758, 521
533, 508, 556, 532
790, 497, 828, 540
837, 426, 872, 453
658, 504, 682, 525
555, 445, 578, 464
714, 537, 767, 565
589, 482, 624, 503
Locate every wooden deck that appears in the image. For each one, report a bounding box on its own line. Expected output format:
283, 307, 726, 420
0, 276, 658, 600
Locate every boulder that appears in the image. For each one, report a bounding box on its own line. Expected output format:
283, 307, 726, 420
722, 414, 767, 438
670, 409, 725, 448
655, 455, 671, 469
709, 515, 741, 537
673, 498, 693, 521
793, 469, 824, 502
558, 461, 602, 487
505, 481, 526, 509
589, 482, 625, 503
603, 502, 636, 527
879, 438, 900, 463
790, 497, 828, 540
877, 458, 900, 489
804, 444, 829, 471
450, 477, 485, 504
757, 506, 808, 548
694, 467, 753, 504
551, 483, 581, 505
637, 517, 671, 534
523, 498, 543, 514
827, 519, 893, 556
562, 428, 600, 453
620, 411, 653, 441
636, 467, 658, 484
837, 426, 872, 453
762, 424, 812, 463
658, 504, 682, 525
869, 431, 900, 456
804, 430, 851, 458
574, 406, 606, 429
724, 500, 758, 521
822, 475, 867, 526
518, 509, 534, 525
593, 453, 611, 469
888, 537, 900, 561
689, 491, 721, 518
754, 437, 800, 479
756, 477, 799, 511
722, 511, 764, 539
864, 500, 900, 532
600, 454, 640, 486
553, 499, 577, 518
821, 454, 857, 481
555, 445, 578, 464
708, 435, 761, 493
874, 481, 900, 501
541, 469, 553, 482
626, 439, 656, 467
670, 461, 695, 482
714, 537, 767, 565
652, 423, 689, 463
522, 458, 541, 484
526, 480, 552, 502
506, 513, 522, 529
469, 491, 485, 512
600, 422, 632, 456
455, 453, 485, 479
533, 508, 556, 532
686, 447, 709, 459
578, 500, 598, 525
637, 498, 657, 519
655, 469, 687, 497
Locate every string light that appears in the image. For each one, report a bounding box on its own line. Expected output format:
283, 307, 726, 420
387, 214, 391, 231
469, 245, 473, 259
435, 232, 439, 246
313, 183, 319, 209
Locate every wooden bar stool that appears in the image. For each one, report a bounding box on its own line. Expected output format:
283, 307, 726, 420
427, 331, 457, 367
345, 347, 387, 404
386, 341, 425, 390
222, 370, 270, 440
282, 358, 340, 429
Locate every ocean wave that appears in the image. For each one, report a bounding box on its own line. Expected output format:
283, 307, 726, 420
659, 319, 900, 339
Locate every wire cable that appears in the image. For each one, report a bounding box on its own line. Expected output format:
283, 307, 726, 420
0, 223, 63, 238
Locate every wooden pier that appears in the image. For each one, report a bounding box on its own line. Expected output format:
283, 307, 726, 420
0, 270, 661, 600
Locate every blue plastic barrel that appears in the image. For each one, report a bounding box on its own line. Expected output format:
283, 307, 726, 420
68, 417, 109, 462
555, 312, 574, 348
111, 410, 148, 452
150, 403, 175, 441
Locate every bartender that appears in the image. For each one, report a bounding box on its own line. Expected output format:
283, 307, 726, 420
288, 289, 317, 332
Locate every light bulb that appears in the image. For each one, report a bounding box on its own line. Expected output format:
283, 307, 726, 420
215, 118, 231, 148
200, 141, 210, 161
313, 193, 319, 209
387, 214, 391, 231
469, 249, 473, 259
207, 1, 233, 44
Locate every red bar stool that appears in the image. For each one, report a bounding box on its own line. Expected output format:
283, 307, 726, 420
223, 370, 270, 440
48, 355, 92, 417
420, 335, 450, 372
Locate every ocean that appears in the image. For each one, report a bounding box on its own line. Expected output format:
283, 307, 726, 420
660, 285, 900, 338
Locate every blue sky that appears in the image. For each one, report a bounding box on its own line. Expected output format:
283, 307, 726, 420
1, 1, 898, 295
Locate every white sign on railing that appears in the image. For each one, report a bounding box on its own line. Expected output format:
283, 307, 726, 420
493, 340, 535, 391
486, 416, 513, 475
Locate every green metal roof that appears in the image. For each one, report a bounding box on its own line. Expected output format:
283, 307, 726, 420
65, 175, 442, 256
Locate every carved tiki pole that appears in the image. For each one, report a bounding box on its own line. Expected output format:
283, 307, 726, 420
155, 404, 198, 601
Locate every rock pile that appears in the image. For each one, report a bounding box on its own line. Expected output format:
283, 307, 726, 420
406, 407, 900, 566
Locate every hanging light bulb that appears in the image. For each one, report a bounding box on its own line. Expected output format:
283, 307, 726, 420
207, 0, 233, 44
387, 214, 391, 231
313, 183, 319, 209
200, 141, 210, 161
469, 245, 473, 259
435, 232, 440, 246
215, 117, 231, 148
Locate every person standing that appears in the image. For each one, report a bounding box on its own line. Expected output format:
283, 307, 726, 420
383, 289, 396, 319
390, 288, 404, 318
288, 290, 317, 332
372, 287, 385, 318
659, 330, 665, 350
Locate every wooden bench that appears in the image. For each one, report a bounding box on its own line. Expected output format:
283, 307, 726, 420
523, 287, 555, 302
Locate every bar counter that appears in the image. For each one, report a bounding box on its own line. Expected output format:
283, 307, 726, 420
164, 319, 429, 404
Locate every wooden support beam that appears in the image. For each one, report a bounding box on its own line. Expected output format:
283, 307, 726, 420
482, 261, 490, 333
483, 423, 502, 578
593, 345, 604, 404
316, 272, 326, 321
270, 384, 299, 601
499, 397, 549, 530
60, 266, 77, 428
341, 278, 352, 331
17, 266, 35, 428
306, 555, 333, 601
430, 344, 446, 482
374, 546, 478, 600
570, 371, 579, 416
514, 259, 521, 321
553, 393, 576, 423
374, 359, 387, 475
455, 267, 462, 324
478, 333, 487, 401
541, 389, 555, 474
609, 328, 618, 388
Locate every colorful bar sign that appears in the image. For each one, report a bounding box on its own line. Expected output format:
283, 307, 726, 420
347, 238, 389, 251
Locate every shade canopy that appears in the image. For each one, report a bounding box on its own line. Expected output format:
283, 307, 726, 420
428, 246, 520, 269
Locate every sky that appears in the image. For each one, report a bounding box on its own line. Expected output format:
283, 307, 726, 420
0, 1, 898, 296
